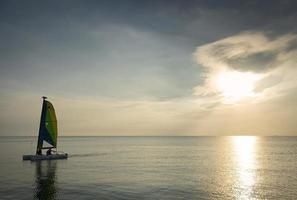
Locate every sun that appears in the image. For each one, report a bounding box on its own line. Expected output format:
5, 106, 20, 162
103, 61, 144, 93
216, 71, 260, 102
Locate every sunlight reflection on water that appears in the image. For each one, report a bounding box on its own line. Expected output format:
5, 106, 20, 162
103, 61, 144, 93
232, 136, 257, 200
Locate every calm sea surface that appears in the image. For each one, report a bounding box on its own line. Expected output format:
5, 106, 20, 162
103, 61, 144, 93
0, 136, 297, 199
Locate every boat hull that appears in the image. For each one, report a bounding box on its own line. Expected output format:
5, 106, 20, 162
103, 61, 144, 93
23, 153, 68, 161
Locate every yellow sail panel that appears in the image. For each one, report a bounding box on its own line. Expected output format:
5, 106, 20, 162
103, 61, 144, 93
45, 101, 57, 147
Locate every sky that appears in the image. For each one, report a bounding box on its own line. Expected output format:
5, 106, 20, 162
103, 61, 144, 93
1, 0, 297, 136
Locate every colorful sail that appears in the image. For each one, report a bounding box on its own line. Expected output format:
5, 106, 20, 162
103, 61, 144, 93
37, 97, 58, 153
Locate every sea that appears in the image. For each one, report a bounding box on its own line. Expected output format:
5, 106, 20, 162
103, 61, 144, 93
0, 136, 297, 200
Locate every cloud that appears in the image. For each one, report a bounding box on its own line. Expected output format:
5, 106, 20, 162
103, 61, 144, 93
194, 32, 297, 72
193, 31, 297, 103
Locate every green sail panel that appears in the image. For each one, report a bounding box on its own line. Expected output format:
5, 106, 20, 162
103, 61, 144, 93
45, 101, 57, 147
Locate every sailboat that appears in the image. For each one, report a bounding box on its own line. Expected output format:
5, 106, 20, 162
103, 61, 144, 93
23, 96, 68, 161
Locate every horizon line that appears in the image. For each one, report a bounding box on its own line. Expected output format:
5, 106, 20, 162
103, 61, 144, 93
0, 135, 296, 137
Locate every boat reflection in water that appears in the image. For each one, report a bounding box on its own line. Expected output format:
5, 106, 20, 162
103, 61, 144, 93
232, 136, 258, 199
34, 161, 57, 200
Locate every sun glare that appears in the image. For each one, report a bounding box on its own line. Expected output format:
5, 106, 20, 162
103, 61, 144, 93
216, 71, 260, 102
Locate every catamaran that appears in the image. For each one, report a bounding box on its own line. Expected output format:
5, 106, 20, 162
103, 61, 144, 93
23, 96, 68, 161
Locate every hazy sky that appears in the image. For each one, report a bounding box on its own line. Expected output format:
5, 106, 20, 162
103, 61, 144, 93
1, 0, 297, 136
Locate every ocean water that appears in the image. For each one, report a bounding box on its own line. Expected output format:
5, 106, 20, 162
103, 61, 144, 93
0, 136, 297, 200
